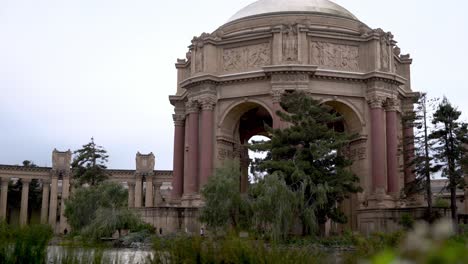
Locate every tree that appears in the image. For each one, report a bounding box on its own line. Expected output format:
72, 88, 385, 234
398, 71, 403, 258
64, 182, 128, 232
403, 94, 441, 218
199, 161, 251, 233
430, 98, 468, 223
250, 91, 362, 235
71, 137, 109, 186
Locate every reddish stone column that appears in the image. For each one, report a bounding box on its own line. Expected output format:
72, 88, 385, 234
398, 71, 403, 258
271, 90, 283, 129
199, 98, 216, 190
171, 114, 185, 199
369, 96, 387, 193
386, 99, 400, 194
184, 101, 199, 195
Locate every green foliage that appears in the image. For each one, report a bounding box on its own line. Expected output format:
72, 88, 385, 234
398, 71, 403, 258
65, 182, 129, 233
430, 98, 468, 221
249, 172, 297, 241
200, 161, 251, 233
72, 137, 109, 186
250, 91, 362, 234
150, 235, 324, 264
398, 213, 415, 230
0, 221, 53, 264
434, 197, 450, 208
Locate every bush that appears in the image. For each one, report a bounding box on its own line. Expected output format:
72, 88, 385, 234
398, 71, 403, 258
399, 213, 415, 230
0, 222, 53, 264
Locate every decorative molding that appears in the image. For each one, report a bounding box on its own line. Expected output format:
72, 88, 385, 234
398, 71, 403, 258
223, 43, 271, 72
310, 41, 359, 71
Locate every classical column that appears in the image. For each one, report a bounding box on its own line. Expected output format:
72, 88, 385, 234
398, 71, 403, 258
128, 182, 135, 207
368, 96, 387, 194
171, 114, 185, 200
0, 178, 8, 221
199, 98, 216, 189
20, 179, 31, 226
240, 146, 250, 193
184, 100, 199, 196
271, 90, 283, 129
135, 174, 143, 208
40, 179, 50, 224
145, 175, 154, 207
386, 99, 400, 194
60, 175, 70, 232
154, 182, 163, 206
49, 174, 58, 227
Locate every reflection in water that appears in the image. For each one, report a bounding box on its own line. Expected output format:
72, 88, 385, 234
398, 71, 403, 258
47, 246, 153, 264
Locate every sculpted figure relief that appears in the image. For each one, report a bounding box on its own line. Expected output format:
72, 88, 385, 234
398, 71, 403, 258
310, 42, 359, 71
282, 24, 298, 62
223, 43, 271, 72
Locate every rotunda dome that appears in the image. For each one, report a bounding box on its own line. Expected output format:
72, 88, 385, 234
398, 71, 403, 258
228, 0, 358, 23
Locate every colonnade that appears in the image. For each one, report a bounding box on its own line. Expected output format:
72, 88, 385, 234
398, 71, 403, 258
171, 96, 216, 201
0, 173, 70, 231
368, 95, 402, 197
127, 174, 164, 208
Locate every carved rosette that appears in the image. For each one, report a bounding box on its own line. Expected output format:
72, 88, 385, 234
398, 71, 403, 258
185, 100, 200, 114
367, 95, 386, 109
385, 98, 401, 112
172, 114, 186, 127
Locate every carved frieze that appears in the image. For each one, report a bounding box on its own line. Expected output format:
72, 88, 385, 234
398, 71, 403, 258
271, 73, 308, 83
282, 24, 298, 62
310, 41, 359, 71
223, 43, 271, 72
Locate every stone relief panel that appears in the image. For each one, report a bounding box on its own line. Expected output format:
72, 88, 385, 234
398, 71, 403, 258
223, 43, 271, 72
310, 41, 359, 71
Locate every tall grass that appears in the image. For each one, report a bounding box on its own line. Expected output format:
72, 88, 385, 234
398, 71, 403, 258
0, 221, 53, 264
149, 235, 326, 264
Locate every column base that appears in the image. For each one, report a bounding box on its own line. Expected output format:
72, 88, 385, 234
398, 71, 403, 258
181, 194, 204, 207
367, 189, 397, 209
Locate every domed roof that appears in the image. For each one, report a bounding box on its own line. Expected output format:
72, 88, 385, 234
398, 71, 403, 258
228, 0, 358, 23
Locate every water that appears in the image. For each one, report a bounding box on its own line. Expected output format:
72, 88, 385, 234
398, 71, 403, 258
47, 246, 153, 264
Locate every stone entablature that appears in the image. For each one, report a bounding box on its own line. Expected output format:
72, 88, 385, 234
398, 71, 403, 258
0, 151, 173, 233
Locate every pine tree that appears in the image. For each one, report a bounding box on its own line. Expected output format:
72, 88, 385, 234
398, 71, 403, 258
403, 94, 441, 218
250, 91, 362, 235
71, 138, 109, 186
430, 98, 468, 223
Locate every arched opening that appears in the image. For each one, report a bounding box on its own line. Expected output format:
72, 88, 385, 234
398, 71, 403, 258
218, 101, 273, 192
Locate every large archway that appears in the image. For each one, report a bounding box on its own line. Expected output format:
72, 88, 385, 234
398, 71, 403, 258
218, 101, 273, 192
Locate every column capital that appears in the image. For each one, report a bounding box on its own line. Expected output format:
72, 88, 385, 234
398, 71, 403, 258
367, 95, 386, 109
21, 178, 32, 184
271, 89, 285, 103
385, 98, 401, 112
127, 181, 135, 187
185, 100, 200, 114
42, 179, 51, 185
199, 97, 216, 111
173, 114, 186, 126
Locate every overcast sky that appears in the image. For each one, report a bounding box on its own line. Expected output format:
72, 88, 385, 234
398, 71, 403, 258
1, 0, 467, 170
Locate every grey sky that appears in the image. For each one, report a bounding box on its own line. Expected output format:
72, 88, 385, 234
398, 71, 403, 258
1, 0, 467, 170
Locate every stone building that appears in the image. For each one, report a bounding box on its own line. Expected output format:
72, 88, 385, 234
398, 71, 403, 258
0, 150, 172, 233
2, 0, 467, 235
168, 0, 426, 234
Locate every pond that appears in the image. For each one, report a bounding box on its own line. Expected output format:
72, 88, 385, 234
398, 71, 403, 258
47, 246, 154, 264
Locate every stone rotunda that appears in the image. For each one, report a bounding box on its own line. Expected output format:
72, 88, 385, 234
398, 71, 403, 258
169, 0, 420, 234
